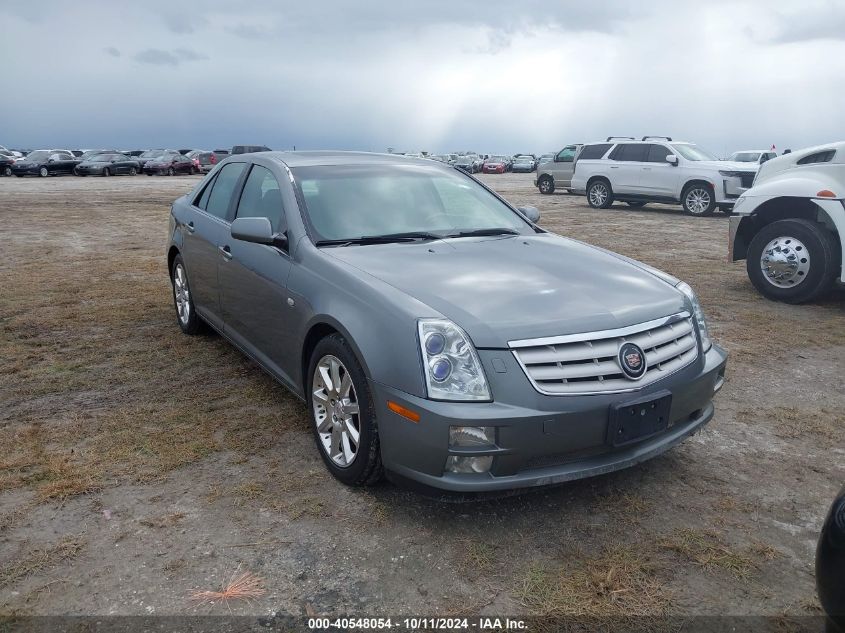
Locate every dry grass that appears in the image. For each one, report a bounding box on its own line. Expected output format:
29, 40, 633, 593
458, 540, 496, 577
0, 536, 85, 588
190, 568, 265, 611
515, 546, 670, 618
737, 406, 844, 446
660, 529, 757, 579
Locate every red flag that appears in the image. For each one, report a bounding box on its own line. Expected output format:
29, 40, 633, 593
771, 144, 776, 151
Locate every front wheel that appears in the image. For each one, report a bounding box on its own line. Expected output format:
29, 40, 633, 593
538, 175, 555, 195
308, 334, 383, 487
746, 218, 838, 303
39, 167, 48, 178
682, 184, 715, 216
129, 167, 137, 176
587, 180, 613, 209
167, 167, 175, 176
102, 168, 110, 177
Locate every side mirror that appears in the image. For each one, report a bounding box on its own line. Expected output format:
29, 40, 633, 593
231, 217, 287, 248
518, 206, 541, 223
666, 154, 678, 166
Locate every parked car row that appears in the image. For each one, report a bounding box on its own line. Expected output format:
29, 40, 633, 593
0, 145, 268, 178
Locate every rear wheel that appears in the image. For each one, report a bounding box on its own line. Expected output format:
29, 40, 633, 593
308, 334, 383, 487
682, 183, 715, 216
170, 255, 204, 334
4, 166, 13, 177
746, 218, 838, 303
167, 167, 175, 176
587, 179, 613, 209
538, 175, 555, 195
102, 167, 110, 177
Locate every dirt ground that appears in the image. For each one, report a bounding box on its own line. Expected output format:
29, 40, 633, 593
0, 171, 843, 620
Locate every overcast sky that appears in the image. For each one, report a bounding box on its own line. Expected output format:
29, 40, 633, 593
2, 0, 844, 155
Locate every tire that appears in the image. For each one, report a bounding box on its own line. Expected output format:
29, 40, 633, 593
39, 167, 48, 178
682, 183, 715, 216
146, 172, 153, 176
129, 167, 137, 176
626, 201, 646, 208
102, 168, 110, 177
170, 255, 204, 335
746, 218, 838, 304
4, 166, 12, 177
307, 333, 383, 487
537, 175, 555, 195
167, 167, 175, 176
587, 179, 613, 209
190, 167, 197, 175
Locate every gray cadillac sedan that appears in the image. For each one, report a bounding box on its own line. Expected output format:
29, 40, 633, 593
167, 151, 727, 493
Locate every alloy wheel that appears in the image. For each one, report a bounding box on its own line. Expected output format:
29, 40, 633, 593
685, 188, 711, 214
173, 264, 191, 325
539, 178, 552, 194
312, 355, 361, 467
589, 183, 608, 207
760, 236, 810, 288
39, 167, 48, 177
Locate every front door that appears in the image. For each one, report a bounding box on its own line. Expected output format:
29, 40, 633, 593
551, 145, 578, 187
218, 164, 294, 384
640, 144, 680, 197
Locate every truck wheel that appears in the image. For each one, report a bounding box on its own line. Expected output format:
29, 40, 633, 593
538, 175, 554, 195
682, 183, 715, 216
587, 179, 613, 209
746, 218, 838, 303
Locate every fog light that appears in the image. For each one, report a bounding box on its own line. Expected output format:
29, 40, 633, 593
449, 426, 495, 447
445, 455, 493, 474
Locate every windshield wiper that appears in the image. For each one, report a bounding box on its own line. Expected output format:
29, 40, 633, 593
315, 231, 443, 247
447, 228, 521, 238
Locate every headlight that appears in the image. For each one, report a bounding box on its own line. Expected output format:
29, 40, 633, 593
676, 282, 712, 352
418, 319, 491, 401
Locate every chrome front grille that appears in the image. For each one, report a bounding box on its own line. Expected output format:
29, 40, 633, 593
509, 313, 698, 395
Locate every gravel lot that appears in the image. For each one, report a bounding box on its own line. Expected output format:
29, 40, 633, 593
1, 171, 843, 620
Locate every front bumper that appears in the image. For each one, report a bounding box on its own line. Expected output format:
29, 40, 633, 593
373, 344, 727, 492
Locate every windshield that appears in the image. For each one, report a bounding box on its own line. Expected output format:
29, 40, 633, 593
515, 157, 533, 163
671, 144, 718, 161
292, 164, 531, 243
487, 156, 507, 163
140, 150, 164, 158
729, 152, 761, 162
25, 151, 50, 162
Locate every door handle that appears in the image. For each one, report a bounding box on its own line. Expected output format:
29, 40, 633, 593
186, 221, 195, 233
610, 165, 619, 169
219, 245, 233, 260
642, 167, 652, 170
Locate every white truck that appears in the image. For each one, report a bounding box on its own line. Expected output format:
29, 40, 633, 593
729, 142, 844, 303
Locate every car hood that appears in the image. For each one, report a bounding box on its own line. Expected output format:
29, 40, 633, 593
703, 160, 758, 171
324, 234, 686, 347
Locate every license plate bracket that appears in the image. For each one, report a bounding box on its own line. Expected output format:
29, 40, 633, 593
607, 390, 672, 447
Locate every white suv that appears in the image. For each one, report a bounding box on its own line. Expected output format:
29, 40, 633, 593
571, 137, 759, 216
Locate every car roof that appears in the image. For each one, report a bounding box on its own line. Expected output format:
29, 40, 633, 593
732, 149, 773, 153
257, 150, 441, 168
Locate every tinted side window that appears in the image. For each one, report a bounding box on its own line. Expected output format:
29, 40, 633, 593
205, 163, 247, 220
609, 144, 647, 161
195, 173, 218, 209
797, 150, 835, 165
577, 143, 612, 160
235, 165, 285, 232
646, 144, 673, 163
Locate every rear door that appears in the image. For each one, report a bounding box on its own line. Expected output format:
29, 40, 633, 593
180, 161, 248, 330
218, 163, 294, 382
606, 144, 646, 194
550, 146, 578, 187
640, 144, 680, 197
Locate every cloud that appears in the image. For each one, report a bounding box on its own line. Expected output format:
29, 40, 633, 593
134, 48, 207, 66
766, 1, 845, 43
104, 46, 121, 58
163, 13, 207, 34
